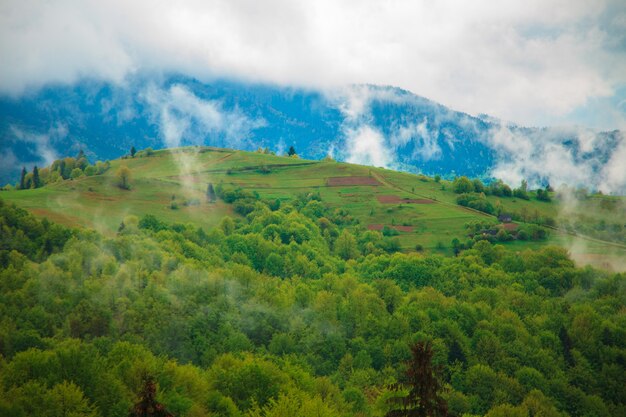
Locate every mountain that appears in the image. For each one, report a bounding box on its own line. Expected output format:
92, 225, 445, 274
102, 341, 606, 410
1, 74, 624, 193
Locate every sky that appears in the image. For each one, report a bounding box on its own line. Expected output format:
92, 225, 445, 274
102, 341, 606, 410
1, 0, 626, 130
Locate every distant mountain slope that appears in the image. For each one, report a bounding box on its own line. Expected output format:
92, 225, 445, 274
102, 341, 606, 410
1, 75, 624, 193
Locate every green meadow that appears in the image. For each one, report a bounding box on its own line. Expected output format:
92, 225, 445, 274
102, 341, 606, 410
2, 146, 625, 269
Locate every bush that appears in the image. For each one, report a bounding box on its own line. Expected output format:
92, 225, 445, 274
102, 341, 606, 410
456, 193, 495, 214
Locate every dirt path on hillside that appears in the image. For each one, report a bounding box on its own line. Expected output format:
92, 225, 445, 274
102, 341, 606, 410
370, 171, 491, 218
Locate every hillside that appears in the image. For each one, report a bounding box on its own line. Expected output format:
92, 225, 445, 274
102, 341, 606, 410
1, 76, 624, 195
1, 154, 625, 417
2, 146, 625, 271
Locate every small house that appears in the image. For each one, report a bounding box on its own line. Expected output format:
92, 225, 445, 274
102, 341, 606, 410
498, 213, 512, 223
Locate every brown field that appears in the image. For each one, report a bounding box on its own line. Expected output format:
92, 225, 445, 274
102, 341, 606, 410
376, 195, 434, 204
499, 223, 519, 231
327, 176, 381, 186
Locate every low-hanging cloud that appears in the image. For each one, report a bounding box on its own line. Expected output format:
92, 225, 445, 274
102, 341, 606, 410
5, 124, 67, 170
485, 124, 626, 194
344, 125, 393, 168
141, 82, 265, 192
335, 85, 457, 169
390, 119, 442, 161
333, 84, 626, 194
1, 0, 625, 130
142, 83, 265, 149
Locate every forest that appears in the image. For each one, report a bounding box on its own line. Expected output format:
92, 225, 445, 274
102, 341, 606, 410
0, 186, 624, 417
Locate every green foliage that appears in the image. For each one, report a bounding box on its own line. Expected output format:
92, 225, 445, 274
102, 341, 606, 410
15, 153, 110, 189
452, 176, 474, 194
116, 166, 132, 190
1, 150, 625, 417
0, 199, 72, 266
456, 193, 495, 214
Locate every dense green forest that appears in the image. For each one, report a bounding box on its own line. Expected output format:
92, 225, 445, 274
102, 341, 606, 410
0, 191, 624, 417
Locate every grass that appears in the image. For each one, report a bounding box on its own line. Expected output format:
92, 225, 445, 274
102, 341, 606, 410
2, 146, 625, 269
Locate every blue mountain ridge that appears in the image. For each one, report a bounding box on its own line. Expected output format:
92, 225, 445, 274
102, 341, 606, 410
0, 74, 622, 190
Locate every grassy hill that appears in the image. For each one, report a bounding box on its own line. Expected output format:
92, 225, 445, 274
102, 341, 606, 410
2, 146, 625, 269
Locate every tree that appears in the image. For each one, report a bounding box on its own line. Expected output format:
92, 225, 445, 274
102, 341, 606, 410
70, 168, 84, 179
129, 376, 173, 417
32, 166, 41, 188
335, 229, 359, 260
452, 177, 473, 194
287, 146, 296, 156
386, 341, 448, 417
130, 146, 137, 158
47, 381, 98, 417
472, 179, 485, 193
116, 166, 132, 190
207, 183, 216, 203
19, 166, 27, 189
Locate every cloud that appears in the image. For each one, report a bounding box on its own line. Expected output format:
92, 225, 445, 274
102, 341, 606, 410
390, 119, 442, 161
142, 83, 265, 148
485, 124, 626, 194
344, 125, 393, 168
9, 124, 65, 166
0, 124, 68, 184
332, 84, 625, 193
1, 0, 625, 129
598, 133, 626, 193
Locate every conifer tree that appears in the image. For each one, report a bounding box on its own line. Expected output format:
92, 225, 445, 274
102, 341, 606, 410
131, 146, 137, 158
32, 166, 41, 188
207, 183, 216, 202
288, 145, 296, 156
386, 341, 448, 417
19, 166, 26, 189
129, 376, 173, 417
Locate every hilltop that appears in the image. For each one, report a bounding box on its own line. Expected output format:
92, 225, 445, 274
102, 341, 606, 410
1, 75, 624, 194
2, 146, 625, 270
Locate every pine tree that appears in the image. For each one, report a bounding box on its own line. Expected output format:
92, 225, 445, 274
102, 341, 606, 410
19, 166, 26, 189
207, 183, 216, 203
32, 166, 41, 188
59, 160, 68, 179
287, 145, 296, 156
385, 341, 448, 417
129, 376, 173, 417
131, 146, 137, 158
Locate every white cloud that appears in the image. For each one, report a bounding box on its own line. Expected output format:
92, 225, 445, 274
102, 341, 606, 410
599, 133, 626, 193
485, 124, 626, 193
142, 83, 265, 148
344, 125, 393, 168
9, 125, 64, 167
391, 119, 442, 161
1, 0, 625, 129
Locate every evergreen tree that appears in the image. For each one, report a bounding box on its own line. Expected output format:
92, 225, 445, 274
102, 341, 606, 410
288, 146, 296, 156
129, 376, 173, 417
207, 183, 216, 203
32, 166, 41, 188
131, 146, 137, 158
19, 166, 26, 189
386, 341, 448, 417
59, 160, 68, 179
